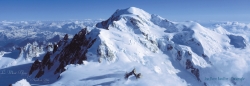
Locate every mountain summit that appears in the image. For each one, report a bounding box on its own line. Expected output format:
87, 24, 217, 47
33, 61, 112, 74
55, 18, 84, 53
96, 7, 153, 29
112, 7, 151, 19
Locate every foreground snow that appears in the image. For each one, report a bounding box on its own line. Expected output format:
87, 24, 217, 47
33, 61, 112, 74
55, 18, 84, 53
12, 79, 31, 86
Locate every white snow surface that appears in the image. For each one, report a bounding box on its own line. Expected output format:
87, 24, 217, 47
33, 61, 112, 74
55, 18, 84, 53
12, 79, 31, 86
0, 7, 250, 86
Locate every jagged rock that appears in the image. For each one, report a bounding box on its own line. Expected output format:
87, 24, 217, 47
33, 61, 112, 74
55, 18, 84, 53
186, 59, 200, 81
41, 28, 97, 75
35, 69, 44, 78
177, 51, 182, 60
42, 52, 50, 65
63, 34, 69, 41
135, 73, 141, 79
130, 18, 142, 27
54, 61, 66, 74
97, 42, 115, 62
125, 68, 142, 79
53, 44, 58, 53
191, 68, 200, 81
29, 59, 41, 75
29, 52, 54, 77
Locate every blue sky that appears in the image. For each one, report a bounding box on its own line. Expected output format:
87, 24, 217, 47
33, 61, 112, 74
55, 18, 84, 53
0, 0, 249, 22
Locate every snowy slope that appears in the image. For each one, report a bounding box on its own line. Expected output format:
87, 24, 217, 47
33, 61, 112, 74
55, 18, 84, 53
12, 79, 31, 86
1, 7, 250, 86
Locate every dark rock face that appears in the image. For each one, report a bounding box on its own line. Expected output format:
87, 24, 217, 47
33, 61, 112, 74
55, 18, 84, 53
35, 70, 44, 78
227, 35, 246, 48
130, 18, 142, 27
29, 28, 98, 78
63, 34, 69, 41
177, 51, 182, 61
54, 61, 66, 74
29, 59, 41, 75
42, 52, 51, 66
29, 52, 53, 78
186, 59, 200, 81
53, 44, 58, 54
125, 68, 141, 79
53, 28, 97, 74
57, 34, 69, 48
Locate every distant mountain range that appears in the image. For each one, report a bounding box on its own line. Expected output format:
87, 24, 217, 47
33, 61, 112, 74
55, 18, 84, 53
0, 7, 249, 86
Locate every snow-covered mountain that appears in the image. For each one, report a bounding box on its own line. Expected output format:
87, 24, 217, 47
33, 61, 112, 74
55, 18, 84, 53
1, 7, 250, 86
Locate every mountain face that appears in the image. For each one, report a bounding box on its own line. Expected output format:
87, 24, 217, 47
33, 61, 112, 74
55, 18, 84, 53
7, 7, 250, 86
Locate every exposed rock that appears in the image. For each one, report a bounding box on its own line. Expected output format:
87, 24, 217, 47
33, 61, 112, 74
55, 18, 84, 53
125, 68, 142, 79
186, 59, 200, 81
50, 28, 97, 74
35, 69, 44, 78
53, 44, 58, 53
97, 42, 115, 62
177, 51, 182, 61
29, 59, 41, 75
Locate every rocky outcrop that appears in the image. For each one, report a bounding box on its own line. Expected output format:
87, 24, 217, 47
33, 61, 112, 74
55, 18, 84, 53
29, 52, 53, 78
53, 28, 97, 74
124, 68, 141, 79
29, 28, 98, 78
18, 41, 44, 60
186, 59, 200, 81
97, 42, 115, 62
29, 59, 41, 75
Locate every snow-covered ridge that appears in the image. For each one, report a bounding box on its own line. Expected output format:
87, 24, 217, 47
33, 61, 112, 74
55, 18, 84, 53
27, 7, 249, 86
113, 7, 151, 20
1, 7, 250, 86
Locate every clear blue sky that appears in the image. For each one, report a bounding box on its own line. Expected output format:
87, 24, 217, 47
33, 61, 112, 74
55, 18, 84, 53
0, 0, 249, 22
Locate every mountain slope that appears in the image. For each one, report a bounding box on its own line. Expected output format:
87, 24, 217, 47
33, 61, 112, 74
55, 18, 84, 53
7, 7, 250, 86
